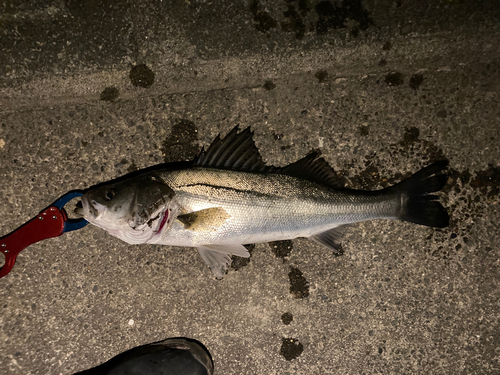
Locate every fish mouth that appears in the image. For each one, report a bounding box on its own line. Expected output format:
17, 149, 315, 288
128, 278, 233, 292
74, 196, 99, 221
74, 200, 85, 217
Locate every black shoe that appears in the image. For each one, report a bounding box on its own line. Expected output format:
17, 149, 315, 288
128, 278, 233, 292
74, 337, 213, 375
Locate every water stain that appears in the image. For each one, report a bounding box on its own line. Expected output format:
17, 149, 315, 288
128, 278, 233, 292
360, 125, 369, 136
382, 41, 392, 50
130, 64, 155, 88
426, 163, 499, 260
347, 127, 447, 190
297, 0, 310, 16
403, 127, 420, 143
161, 120, 200, 163
409, 74, 424, 90
315, 0, 372, 35
263, 80, 276, 90
289, 266, 309, 298
100, 87, 119, 101
250, 0, 277, 33
400, 127, 446, 164
281, 312, 293, 325
350, 162, 381, 190
315, 70, 328, 82
385, 72, 404, 86
469, 165, 500, 197
231, 244, 255, 271
281, 5, 306, 39
280, 337, 304, 360
269, 240, 293, 262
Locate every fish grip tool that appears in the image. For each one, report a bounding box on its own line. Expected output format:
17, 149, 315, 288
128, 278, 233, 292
0, 191, 88, 278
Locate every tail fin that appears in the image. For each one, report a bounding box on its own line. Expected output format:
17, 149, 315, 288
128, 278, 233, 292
389, 161, 450, 228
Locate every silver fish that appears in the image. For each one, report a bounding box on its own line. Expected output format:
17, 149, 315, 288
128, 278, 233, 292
76, 126, 449, 279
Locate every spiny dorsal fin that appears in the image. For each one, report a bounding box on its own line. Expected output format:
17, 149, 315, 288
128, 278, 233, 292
193, 126, 268, 172
277, 151, 345, 188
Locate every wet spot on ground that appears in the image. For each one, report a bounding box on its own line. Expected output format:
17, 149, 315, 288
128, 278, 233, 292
423, 164, 496, 260
129, 64, 155, 88
280, 337, 304, 360
403, 127, 420, 143
315, 70, 328, 82
250, 0, 277, 33
385, 72, 404, 86
409, 74, 424, 90
350, 162, 381, 190
231, 244, 255, 271
269, 240, 293, 262
360, 125, 369, 136
289, 266, 309, 298
315, 0, 372, 35
347, 127, 447, 190
281, 312, 293, 325
100, 87, 119, 101
161, 119, 200, 163
263, 80, 276, 90
281, 5, 306, 39
469, 165, 500, 197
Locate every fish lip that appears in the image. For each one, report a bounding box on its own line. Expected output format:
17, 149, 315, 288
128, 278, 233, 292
74, 206, 85, 217
74, 198, 85, 217
75, 196, 98, 220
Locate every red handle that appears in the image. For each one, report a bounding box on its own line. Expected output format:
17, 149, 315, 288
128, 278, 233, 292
0, 206, 66, 278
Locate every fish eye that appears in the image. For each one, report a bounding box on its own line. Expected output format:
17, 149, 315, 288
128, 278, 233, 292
105, 189, 116, 201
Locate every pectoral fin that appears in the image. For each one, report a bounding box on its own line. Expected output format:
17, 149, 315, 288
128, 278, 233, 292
197, 244, 250, 279
310, 224, 351, 255
177, 207, 230, 232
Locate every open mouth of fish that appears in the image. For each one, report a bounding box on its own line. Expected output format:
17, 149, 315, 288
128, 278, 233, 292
74, 199, 89, 218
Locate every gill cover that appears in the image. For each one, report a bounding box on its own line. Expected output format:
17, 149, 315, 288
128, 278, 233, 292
81, 174, 175, 244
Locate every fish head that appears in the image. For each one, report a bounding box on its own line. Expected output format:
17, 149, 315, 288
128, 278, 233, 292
76, 174, 175, 244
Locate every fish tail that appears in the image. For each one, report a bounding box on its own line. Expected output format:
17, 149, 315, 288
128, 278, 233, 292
389, 160, 450, 228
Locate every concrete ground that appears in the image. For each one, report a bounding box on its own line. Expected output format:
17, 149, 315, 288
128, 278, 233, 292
1, 1, 499, 374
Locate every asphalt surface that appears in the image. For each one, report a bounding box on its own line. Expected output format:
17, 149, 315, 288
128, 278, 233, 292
1, 1, 499, 374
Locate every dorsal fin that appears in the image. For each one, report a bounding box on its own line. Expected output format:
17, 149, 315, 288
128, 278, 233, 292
193, 126, 268, 172
277, 151, 345, 188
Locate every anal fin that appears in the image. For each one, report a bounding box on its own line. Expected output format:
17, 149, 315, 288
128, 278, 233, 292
198, 244, 250, 279
310, 224, 351, 255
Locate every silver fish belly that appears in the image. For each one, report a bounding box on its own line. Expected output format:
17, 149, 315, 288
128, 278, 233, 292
77, 126, 449, 279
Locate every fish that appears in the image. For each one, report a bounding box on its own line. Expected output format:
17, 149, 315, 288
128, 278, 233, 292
76, 126, 449, 279
73, 337, 213, 375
